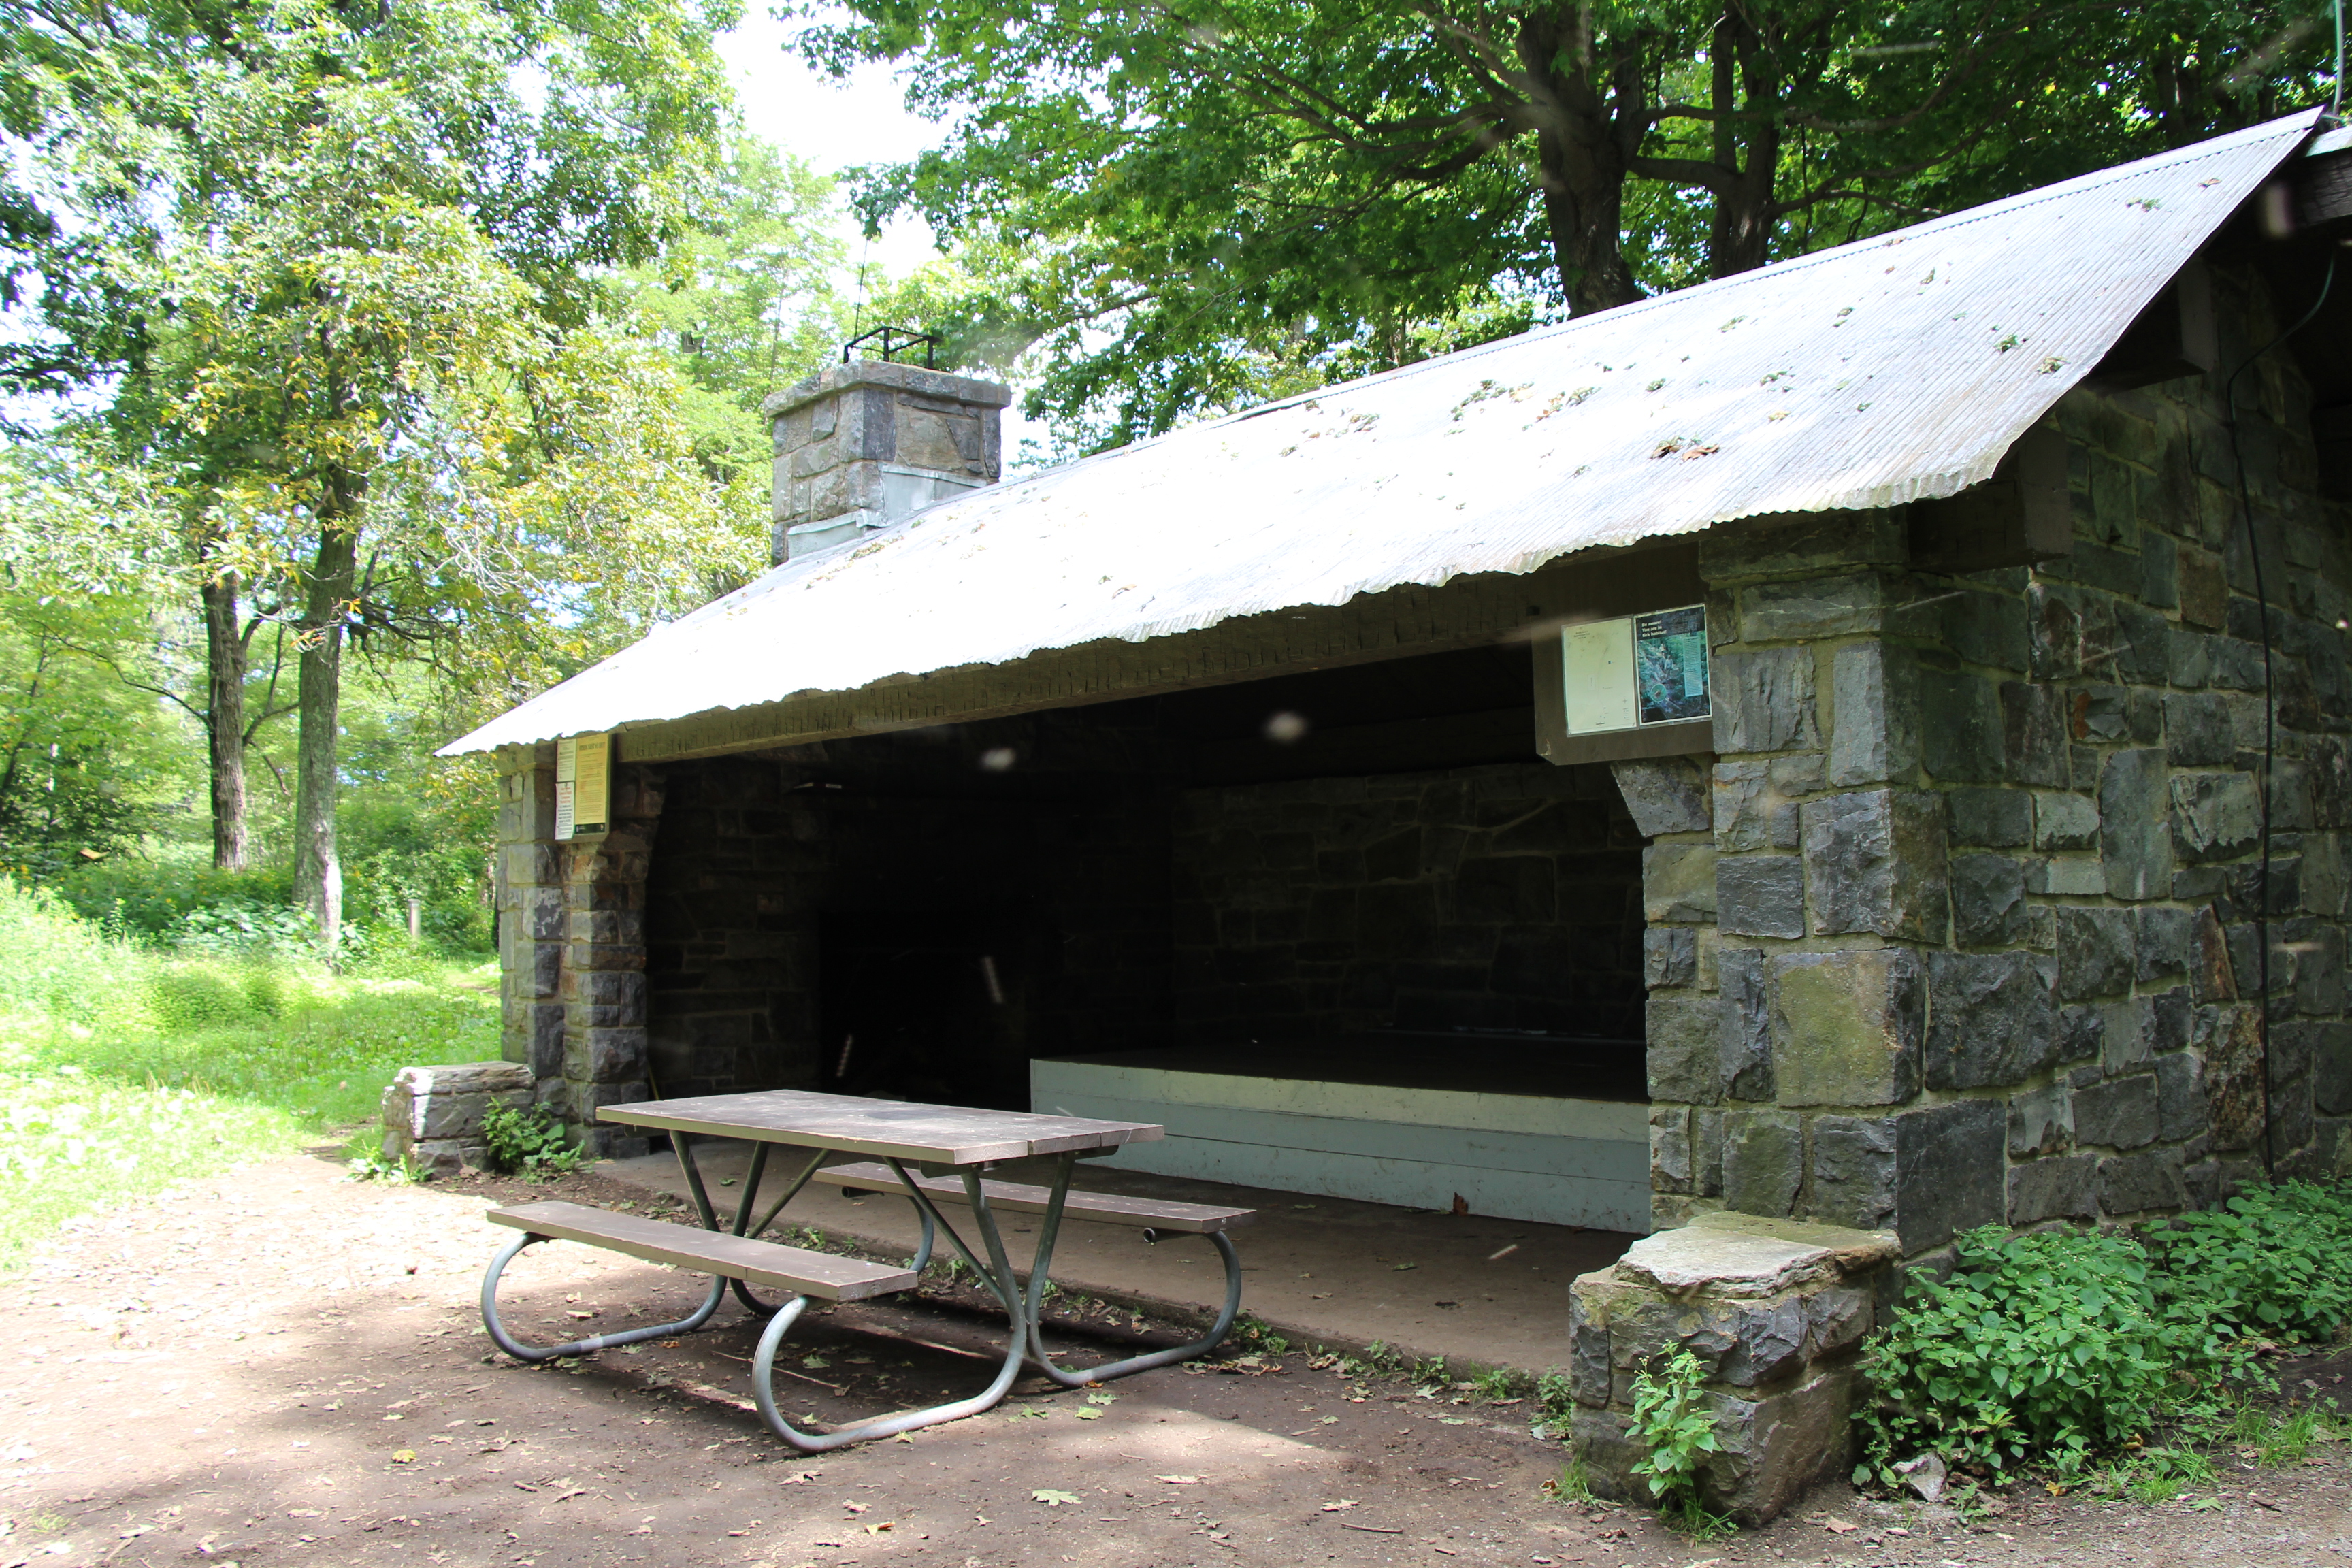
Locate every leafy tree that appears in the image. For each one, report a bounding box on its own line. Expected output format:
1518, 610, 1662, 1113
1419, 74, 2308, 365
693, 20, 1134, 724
799, 0, 2338, 449
12, 0, 746, 944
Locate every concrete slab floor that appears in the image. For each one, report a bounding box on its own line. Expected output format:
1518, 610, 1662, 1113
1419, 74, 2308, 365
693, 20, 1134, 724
600, 1144, 1636, 1375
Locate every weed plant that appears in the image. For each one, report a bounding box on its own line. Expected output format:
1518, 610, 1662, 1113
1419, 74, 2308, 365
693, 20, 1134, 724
1627, 1348, 1735, 1539
0, 879, 495, 1263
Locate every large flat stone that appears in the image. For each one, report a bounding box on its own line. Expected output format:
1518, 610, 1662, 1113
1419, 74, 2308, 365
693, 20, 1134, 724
1771, 949, 1923, 1107
1612, 757, 1712, 837
1801, 789, 1948, 941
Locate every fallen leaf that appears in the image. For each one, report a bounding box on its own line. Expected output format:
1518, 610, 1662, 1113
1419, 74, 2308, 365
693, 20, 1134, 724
1157, 1475, 1200, 1486
864, 1523, 894, 1534
390, 1450, 416, 1464
1321, 1500, 1359, 1512
843, 1502, 870, 1514
1032, 1490, 1082, 1507
1074, 1408, 1103, 1420
1823, 1518, 1857, 1534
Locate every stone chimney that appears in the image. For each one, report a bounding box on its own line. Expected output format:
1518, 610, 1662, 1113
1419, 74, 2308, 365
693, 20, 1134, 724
762, 359, 1015, 564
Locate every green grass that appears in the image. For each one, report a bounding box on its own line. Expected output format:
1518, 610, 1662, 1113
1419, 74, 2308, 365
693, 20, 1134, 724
0, 878, 496, 1264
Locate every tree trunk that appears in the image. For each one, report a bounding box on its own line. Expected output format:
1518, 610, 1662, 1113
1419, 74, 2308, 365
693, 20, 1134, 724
200, 570, 250, 872
292, 471, 361, 953
1705, 16, 1780, 279
1519, 7, 1647, 316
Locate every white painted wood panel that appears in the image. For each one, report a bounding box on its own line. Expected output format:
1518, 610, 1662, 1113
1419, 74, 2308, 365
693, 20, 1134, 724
1030, 1058, 1650, 1233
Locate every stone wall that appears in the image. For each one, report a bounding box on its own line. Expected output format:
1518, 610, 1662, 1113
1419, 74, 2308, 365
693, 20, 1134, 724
1171, 761, 1647, 1041
1637, 267, 2352, 1256
642, 734, 1173, 1108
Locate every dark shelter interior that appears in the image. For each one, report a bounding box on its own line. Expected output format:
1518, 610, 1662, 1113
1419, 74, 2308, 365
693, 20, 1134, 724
638, 641, 1650, 1113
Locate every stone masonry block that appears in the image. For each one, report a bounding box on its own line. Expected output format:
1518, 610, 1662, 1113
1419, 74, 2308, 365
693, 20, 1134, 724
1742, 572, 1889, 642
2101, 748, 2173, 900
1714, 760, 1801, 852
1651, 1106, 1695, 1192
2008, 1154, 2100, 1225
1643, 842, 1719, 922
2171, 772, 2264, 863
1771, 949, 1923, 1107
1648, 992, 1724, 1102
1809, 1115, 1897, 1231
2033, 791, 2100, 852
2156, 1050, 2210, 1141
2008, 1083, 2072, 1158
1645, 926, 1699, 989
2001, 683, 2070, 787
2073, 1073, 2160, 1149
1802, 789, 1948, 942
1948, 787, 2033, 848
1718, 947, 1774, 1101
1829, 642, 1918, 787
1612, 757, 1712, 836
1925, 951, 2058, 1090
2098, 1149, 2188, 1215
2057, 908, 2136, 1000
1718, 855, 1806, 938
1721, 1109, 1804, 1218
1950, 853, 2029, 947
1701, 1369, 1858, 1525
1918, 667, 2003, 783
1895, 1098, 2007, 1252
1713, 647, 1819, 755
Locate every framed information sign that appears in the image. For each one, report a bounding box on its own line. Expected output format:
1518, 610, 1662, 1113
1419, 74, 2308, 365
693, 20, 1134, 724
555, 733, 612, 841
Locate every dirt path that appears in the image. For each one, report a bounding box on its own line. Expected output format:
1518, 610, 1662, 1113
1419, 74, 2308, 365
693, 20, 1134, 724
1, 1154, 2347, 1568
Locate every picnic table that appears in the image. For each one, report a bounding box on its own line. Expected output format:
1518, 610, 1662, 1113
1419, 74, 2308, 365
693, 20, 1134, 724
476, 1090, 1256, 1451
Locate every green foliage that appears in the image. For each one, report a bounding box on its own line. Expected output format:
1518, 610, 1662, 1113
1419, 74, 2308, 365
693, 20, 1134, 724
1471, 1366, 1532, 1403
1627, 1348, 1722, 1511
1230, 1312, 1292, 1355
2144, 1182, 2352, 1343
1859, 1224, 2245, 1482
804, 0, 2340, 451
1535, 1370, 1577, 1436
0, 879, 496, 1262
483, 1103, 590, 1179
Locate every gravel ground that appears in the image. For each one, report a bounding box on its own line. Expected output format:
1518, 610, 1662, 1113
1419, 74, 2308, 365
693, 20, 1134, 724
2, 1152, 2347, 1568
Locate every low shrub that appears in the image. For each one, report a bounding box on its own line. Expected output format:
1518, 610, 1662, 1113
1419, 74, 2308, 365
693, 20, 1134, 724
2144, 1182, 2352, 1343
1857, 1224, 2230, 1482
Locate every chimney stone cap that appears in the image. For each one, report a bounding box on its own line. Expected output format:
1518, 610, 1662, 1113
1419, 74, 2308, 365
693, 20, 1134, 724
763, 358, 1015, 423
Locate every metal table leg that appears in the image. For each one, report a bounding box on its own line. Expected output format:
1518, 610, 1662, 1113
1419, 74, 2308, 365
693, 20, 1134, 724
1013, 1165, 1243, 1385
742, 1154, 1063, 1450
480, 1231, 727, 1361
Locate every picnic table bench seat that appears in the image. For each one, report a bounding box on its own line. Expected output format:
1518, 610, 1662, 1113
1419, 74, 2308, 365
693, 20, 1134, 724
811, 1160, 1258, 1235
487, 1200, 917, 1299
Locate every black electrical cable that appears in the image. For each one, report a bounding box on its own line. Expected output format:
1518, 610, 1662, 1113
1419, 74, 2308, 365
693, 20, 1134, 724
2220, 246, 2338, 1179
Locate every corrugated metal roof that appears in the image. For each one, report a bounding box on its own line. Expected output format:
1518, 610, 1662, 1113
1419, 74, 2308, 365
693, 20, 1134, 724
445, 110, 2321, 756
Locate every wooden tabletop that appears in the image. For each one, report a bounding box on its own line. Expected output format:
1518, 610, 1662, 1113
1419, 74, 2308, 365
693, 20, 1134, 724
598, 1089, 1164, 1166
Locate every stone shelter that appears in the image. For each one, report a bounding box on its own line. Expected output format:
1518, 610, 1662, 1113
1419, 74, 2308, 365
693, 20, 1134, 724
426, 110, 2352, 1516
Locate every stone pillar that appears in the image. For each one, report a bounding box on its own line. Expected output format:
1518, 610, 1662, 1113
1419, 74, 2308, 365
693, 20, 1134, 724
1614, 756, 1722, 1230
1568, 1210, 1899, 1524
764, 359, 1013, 563
495, 743, 566, 1088
557, 765, 664, 1157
